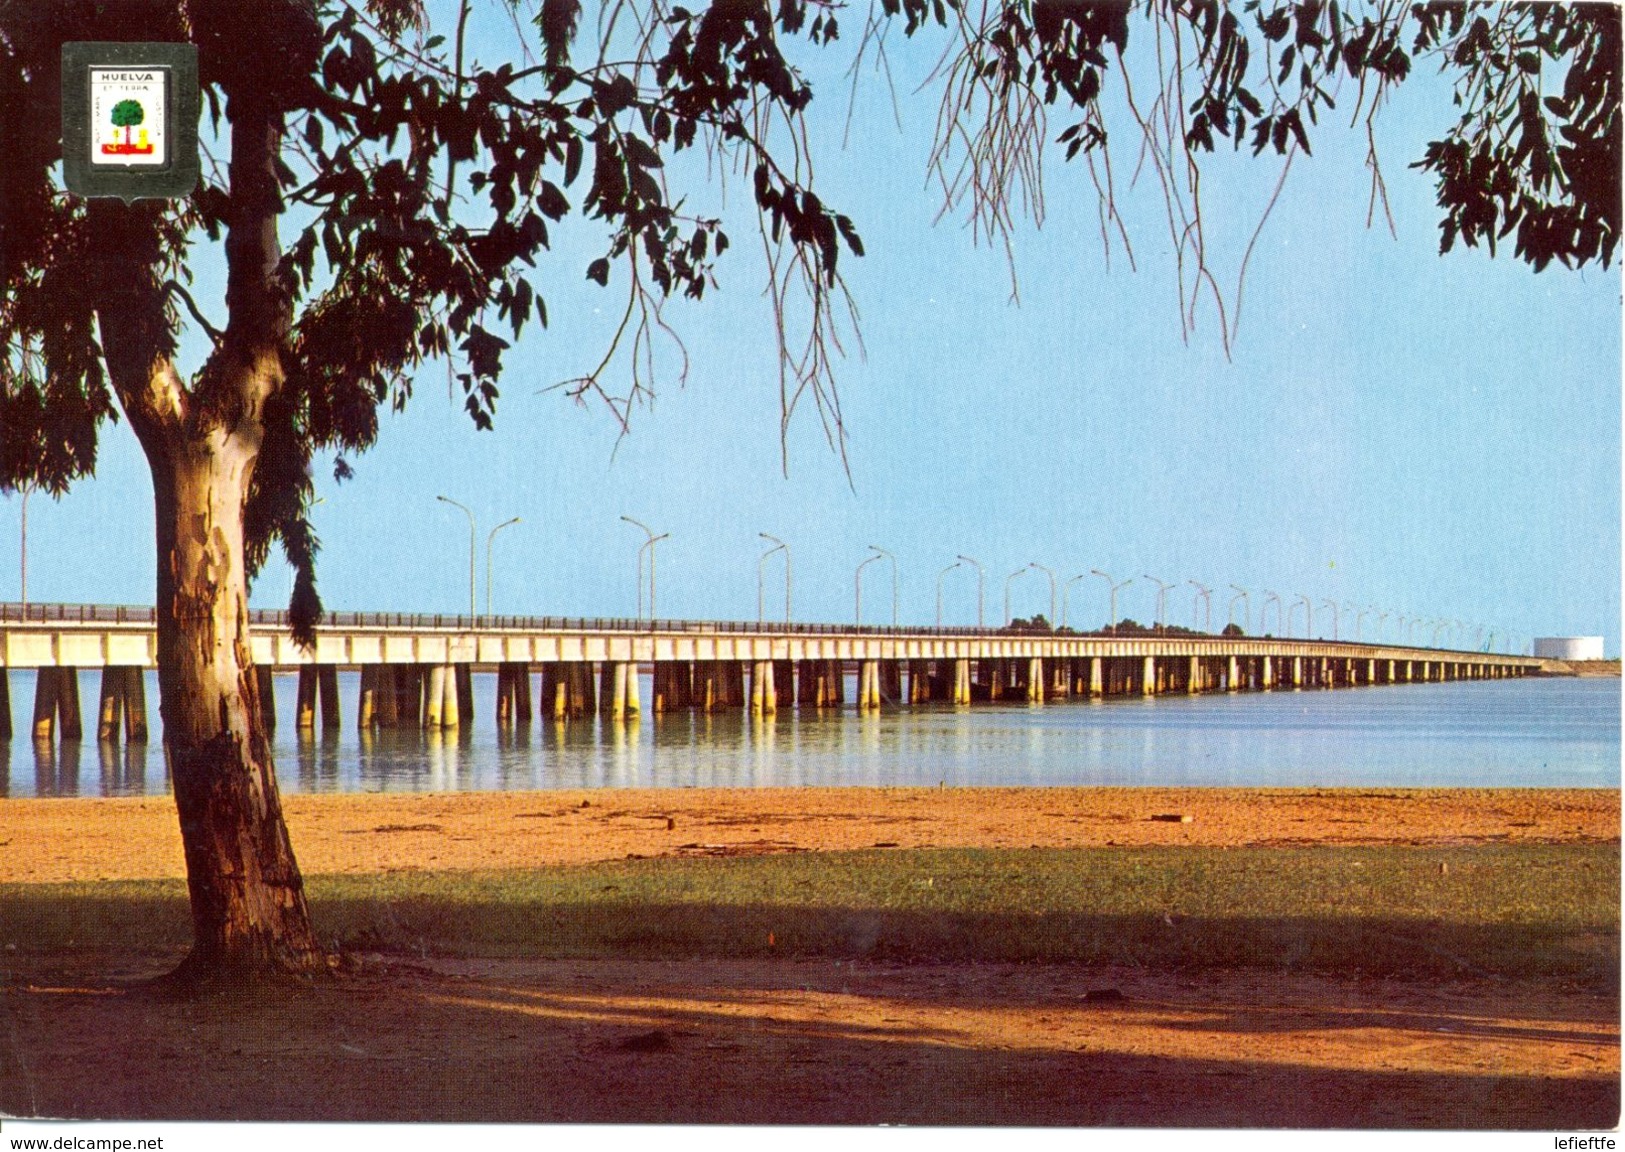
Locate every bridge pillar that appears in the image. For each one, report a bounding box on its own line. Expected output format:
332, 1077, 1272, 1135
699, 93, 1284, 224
1226, 656, 1240, 692
296, 665, 318, 730
1261, 656, 1274, 690
396, 666, 424, 727
1088, 657, 1103, 696
359, 666, 378, 730
856, 660, 875, 710
96, 668, 123, 743
1142, 656, 1156, 696
1186, 656, 1200, 694
953, 658, 971, 704
423, 666, 444, 727
749, 661, 773, 715
880, 661, 902, 704
319, 666, 341, 731
30, 667, 80, 743
1024, 657, 1043, 703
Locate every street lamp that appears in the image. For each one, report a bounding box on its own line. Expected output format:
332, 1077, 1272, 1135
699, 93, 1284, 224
869, 546, 898, 627
1229, 585, 1250, 634
1261, 591, 1282, 636
855, 550, 881, 626
1091, 569, 1132, 632
936, 560, 961, 627
758, 534, 791, 624
956, 555, 985, 629
1348, 602, 1366, 642
1188, 580, 1212, 632
621, 516, 668, 621
1003, 566, 1027, 627
436, 495, 477, 618
1322, 599, 1340, 641
1291, 594, 1313, 639
485, 517, 520, 617
1063, 574, 1089, 630
1030, 562, 1056, 627
1143, 575, 1174, 630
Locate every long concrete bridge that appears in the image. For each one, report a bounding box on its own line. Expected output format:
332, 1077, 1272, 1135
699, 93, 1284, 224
0, 602, 1543, 744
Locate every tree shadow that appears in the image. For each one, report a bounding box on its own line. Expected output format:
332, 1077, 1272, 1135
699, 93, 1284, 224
0, 950, 1616, 1127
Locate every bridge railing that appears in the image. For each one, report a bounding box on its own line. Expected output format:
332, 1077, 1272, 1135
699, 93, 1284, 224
0, 601, 1526, 655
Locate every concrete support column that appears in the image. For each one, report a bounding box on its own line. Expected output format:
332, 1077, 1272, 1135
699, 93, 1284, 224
1291, 656, 1303, 688
1187, 656, 1201, 694
1088, 657, 1103, 696
1227, 655, 1240, 692
424, 665, 446, 727
953, 658, 971, 705
879, 661, 901, 704
296, 665, 318, 731
96, 668, 124, 742
1142, 655, 1156, 696
858, 660, 881, 710
1367, 659, 1377, 686
1262, 655, 1274, 691
318, 666, 340, 731
359, 666, 377, 730
1026, 657, 1044, 703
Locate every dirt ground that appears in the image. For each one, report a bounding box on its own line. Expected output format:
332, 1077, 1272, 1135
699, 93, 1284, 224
1, 785, 1616, 883
1, 786, 1619, 1126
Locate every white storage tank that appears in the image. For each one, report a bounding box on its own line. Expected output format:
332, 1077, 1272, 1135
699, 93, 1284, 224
1532, 636, 1605, 660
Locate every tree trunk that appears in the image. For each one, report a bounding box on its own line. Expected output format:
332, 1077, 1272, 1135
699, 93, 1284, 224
149, 427, 325, 978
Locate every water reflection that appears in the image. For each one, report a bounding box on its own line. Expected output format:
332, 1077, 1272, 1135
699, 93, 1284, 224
0, 671, 1616, 797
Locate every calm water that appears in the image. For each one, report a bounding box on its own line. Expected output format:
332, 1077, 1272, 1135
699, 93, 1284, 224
3, 671, 1616, 798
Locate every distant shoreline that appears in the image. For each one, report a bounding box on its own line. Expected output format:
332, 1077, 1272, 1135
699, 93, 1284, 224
1538, 659, 1622, 677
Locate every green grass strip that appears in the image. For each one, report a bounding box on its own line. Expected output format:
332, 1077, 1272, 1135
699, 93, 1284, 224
2, 844, 1616, 986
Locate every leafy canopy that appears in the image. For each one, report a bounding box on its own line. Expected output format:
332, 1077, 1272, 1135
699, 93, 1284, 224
0, 0, 1616, 627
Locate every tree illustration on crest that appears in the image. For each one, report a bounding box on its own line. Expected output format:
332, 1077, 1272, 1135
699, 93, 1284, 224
110, 98, 143, 144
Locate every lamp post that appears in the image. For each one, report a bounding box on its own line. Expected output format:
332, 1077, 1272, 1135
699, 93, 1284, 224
1063, 574, 1089, 630
436, 495, 477, 618
621, 516, 667, 622
1261, 591, 1282, 636
1188, 580, 1212, 632
1003, 566, 1026, 627
484, 516, 521, 617
1322, 599, 1340, 641
1229, 585, 1250, 634
1348, 602, 1365, 642
956, 555, 985, 630
855, 550, 881, 626
1374, 609, 1390, 641
1030, 562, 1056, 628
1091, 569, 1132, 632
1143, 575, 1174, 630
936, 560, 961, 627
758, 533, 791, 625
869, 546, 898, 627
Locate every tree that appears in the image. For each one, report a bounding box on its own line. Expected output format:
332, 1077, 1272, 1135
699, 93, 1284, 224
0, 0, 1616, 981
110, 97, 144, 145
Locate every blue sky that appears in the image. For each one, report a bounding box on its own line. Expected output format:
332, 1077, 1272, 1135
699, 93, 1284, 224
4, 9, 1619, 654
